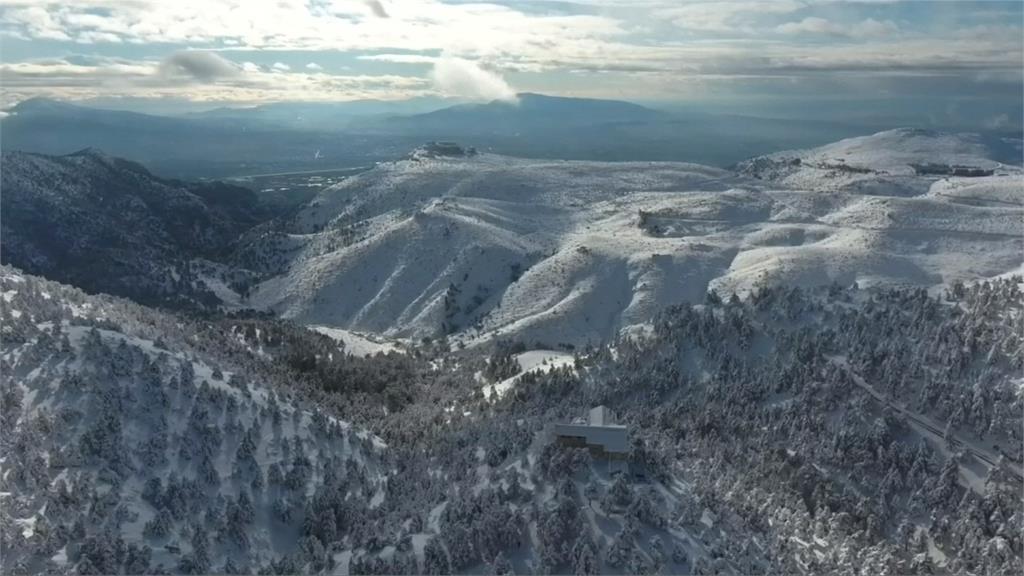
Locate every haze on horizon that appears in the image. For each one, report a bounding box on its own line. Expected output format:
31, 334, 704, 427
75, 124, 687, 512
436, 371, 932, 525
0, 0, 1021, 130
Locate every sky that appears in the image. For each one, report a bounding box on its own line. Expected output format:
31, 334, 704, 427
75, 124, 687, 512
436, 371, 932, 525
0, 0, 1021, 120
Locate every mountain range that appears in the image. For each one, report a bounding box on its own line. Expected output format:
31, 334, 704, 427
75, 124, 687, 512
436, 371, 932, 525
3, 128, 1020, 349
249, 129, 1022, 347
2, 103, 1023, 575
1, 94, 919, 179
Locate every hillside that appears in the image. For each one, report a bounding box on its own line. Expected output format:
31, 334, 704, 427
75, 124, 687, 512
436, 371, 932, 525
0, 267, 390, 574
248, 131, 1023, 347
736, 128, 1020, 194
4, 267, 1021, 574
0, 149, 270, 308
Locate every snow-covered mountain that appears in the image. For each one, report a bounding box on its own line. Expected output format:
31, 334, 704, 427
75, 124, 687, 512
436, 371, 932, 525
362, 93, 668, 134
0, 267, 389, 574
248, 130, 1023, 346
5, 266, 1022, 575
0, 149, 269, 307
736, 128, 1019, 194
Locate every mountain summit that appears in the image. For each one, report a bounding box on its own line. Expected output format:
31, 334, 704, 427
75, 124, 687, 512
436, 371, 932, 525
379, 92, 666, 133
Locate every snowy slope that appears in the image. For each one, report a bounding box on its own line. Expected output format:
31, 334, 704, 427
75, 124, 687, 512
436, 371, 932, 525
0, 268, 386, 574
249, 131, 1023, 346
0, 149, 268, 308
736, 128, 1019, 194
0, 267, 769, 575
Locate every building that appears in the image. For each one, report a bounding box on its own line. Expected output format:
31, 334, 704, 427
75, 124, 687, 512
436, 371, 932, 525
554, 406, 629, 460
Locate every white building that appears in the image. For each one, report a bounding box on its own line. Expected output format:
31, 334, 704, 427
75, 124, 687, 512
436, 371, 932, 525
554, 406, 628, 459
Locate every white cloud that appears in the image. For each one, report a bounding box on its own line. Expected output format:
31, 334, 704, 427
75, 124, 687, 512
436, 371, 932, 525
430, 56, 516, 101
775, 16, 844, 36
852, 18, 900, 38
776, 17, 900, 38
0, 0, 1017, 103
0, 0, 629, 69
271, 62, 291, 72
662, 1, 806, 33
985, 113, 1010, 129
305, 62, 322, 70
0, 55, 431, 107
357, 54, 438, 65
1, 6, 71, 41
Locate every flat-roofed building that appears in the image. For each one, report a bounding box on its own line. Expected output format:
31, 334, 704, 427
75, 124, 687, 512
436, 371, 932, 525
554, 406, 628, 460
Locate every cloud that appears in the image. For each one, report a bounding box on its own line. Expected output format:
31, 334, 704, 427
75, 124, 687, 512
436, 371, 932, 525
1, 6, 71, 41
852, 18, 900, 38
358, 54, 438, 65
775, 16, 844, 36
306, 62, 323, 70
0, 0, 628, 62
0, 0, 1019, 103
776, 17, 900, 38
272, 62, 291, 72
985, 113, 1010, 129
0, 56, 431, 108
662, 1, 806, 33
430, 56, 517, 101
364, 0, 389, 18
158, 51, 240, 82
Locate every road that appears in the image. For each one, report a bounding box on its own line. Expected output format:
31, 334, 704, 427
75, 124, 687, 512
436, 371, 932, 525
829, 357, 1024, 483
223, 165, 373, 181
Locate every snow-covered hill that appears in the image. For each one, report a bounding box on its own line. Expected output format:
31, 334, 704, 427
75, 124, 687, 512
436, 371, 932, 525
248, 130, 1022, 346
4, 267, 1023, 575
0, 268, 387, 574
736, 128, 1019, 194
0, 149, 269, 308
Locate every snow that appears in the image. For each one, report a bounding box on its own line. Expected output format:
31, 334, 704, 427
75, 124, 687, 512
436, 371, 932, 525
830, 355, 1023, 489
0, 272, 390, 571
482, 349, 576, 400
198, 272, 242, 307
917, 526, 948, 567
331, 551, 353, 576
700, 509, 715, 529
309, 325, 404, 357
14, 515, 38, 538
516, 350, 575, 373
245, 129, 1022, 347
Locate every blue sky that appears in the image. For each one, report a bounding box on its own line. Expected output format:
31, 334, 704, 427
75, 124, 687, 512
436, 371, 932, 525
0, 0, 1020, 119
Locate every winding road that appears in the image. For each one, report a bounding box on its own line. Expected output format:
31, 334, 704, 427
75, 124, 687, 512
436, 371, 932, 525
829, 357, 1024, 483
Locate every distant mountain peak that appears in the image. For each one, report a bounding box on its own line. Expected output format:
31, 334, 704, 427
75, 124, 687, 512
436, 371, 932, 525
8, 96, 76, 113
408, 141, 478, 161
64, 146, 141, 171
67, 146, 112, 159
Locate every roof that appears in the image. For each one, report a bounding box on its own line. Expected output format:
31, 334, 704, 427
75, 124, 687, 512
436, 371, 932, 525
589, 405, 610, 426
554, 406, 628, 454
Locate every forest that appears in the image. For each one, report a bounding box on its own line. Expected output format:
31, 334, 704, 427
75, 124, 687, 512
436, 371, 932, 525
2, 267, 1022, 574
